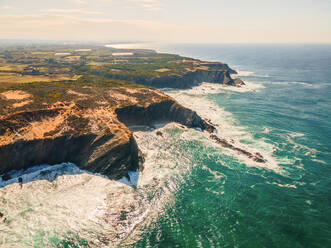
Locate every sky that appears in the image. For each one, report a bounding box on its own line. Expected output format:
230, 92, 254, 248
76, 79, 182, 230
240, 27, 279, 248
0, 0, 331, 43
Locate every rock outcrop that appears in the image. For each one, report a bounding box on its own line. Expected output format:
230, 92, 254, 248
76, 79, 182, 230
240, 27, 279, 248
0, 87, 214, 179
210, 134, 267, 163
144, 69, 237, 89
100, 60, 245, 89
0, 54, 247, 180
132, 62, 245, 89
115, 100, 215, 132
233, 78, 246, 87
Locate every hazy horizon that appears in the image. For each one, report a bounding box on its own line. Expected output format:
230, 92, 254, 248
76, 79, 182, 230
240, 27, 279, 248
1, 39, 331, 45
1, 0, 331, 43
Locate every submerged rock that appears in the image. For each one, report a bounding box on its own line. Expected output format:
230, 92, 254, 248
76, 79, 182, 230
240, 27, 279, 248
18, 177, 23, 189
210, 134, 267, 163
233, 78, 246, 87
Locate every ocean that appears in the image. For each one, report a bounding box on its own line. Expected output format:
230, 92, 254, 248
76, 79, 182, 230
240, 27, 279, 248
129, 44, 331, 247
0, 44, 330, 247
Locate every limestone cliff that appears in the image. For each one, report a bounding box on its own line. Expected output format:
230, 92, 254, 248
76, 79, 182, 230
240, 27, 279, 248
143, 69, 239, 89
0, 52, 246, 180
0, 86, 214, 179
138, 63, 243, 89
100, 60, 244, 89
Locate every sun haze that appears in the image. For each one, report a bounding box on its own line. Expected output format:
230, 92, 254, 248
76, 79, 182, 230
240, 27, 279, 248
1, 0, 331, 43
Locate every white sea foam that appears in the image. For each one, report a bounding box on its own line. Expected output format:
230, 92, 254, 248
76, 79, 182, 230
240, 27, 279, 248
220, 81, 265, 93
257, 73, 270, 78
166, 86, 286, 173
269, 182, 297, 189
0, 128, 192, 247
166, 82, 323, 173
270, 81, 314, 87
165, 81, 265, 95
285, 136, 317, 157
0, 164, 123, 246
235, 70, 255, 77
0, 162, 86, 188
289, 132, 306, 138
263, 126, 271, 134
118, 170, 139, 186
311, 159, 327, 165
201, 165, 226, 180
232, 69, 269, 78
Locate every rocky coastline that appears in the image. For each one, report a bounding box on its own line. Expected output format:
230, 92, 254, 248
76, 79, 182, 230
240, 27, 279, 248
104, 61, 245, 89
0, 51, 256, 182
0, 89, 215, 180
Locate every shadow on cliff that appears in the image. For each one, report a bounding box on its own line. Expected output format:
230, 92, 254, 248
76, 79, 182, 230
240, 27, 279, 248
0, 162, 139, 189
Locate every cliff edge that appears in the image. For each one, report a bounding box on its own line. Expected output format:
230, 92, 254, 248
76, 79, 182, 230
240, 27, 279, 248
0, 46, 246, 180
0, 81, 214, 180
142, 62, 245, 89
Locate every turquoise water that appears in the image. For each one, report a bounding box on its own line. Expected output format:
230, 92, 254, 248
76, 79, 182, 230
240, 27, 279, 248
132, 44, 331, 247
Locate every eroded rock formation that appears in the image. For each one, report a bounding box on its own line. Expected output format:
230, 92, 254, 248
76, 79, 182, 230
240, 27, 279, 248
0, 57, 249, 180
135, 63, 244, 89
0, 87, 214, 179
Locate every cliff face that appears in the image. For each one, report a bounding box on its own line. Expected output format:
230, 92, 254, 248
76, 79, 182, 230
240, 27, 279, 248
0, 56, 245, 180
116, 100, 215, 132
0, 87, 214, 180
135, 62, 244, 89
98, 61, 244, 90
143, 70, 233, 89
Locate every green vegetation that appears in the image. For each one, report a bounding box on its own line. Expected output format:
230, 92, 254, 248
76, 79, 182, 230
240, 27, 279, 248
0, 75, 147, 115
18, 208, 34, 219
0, 44, 199, 90
0, 44, 207, 117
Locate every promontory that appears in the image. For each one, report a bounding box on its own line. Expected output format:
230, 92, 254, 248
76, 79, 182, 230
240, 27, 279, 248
0, 45, 245, 180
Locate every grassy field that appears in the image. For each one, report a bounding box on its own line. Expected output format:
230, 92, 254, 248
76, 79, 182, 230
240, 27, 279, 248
0, 72, 81, 88
0, 45, 198, 116
0, 44, 201, 91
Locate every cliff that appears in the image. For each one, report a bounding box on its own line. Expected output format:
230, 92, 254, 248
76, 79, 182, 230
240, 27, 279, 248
0, 46, 247, 180
0, 84, 214, 180
144, 61, 245, 89
142, 69, 238, 89
101, 60, 245, 89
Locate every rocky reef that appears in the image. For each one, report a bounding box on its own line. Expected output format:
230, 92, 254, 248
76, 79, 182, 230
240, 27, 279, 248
210, 134, 267, 163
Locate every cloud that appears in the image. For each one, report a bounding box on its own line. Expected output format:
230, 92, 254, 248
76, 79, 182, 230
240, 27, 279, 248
141, 3, 161, 11
0, 5, 13, 10
0, 14, 214, 41
128, 0, 161, 11
71, 0, 88, 4
0, 13, 330, 43
40, 9, 103, 15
